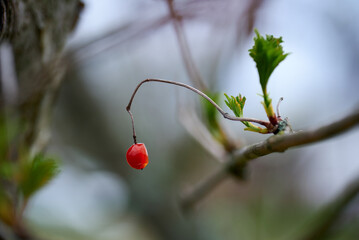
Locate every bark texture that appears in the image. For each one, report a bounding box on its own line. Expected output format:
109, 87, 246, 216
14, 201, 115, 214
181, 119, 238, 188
0, 1, 82, 239
1, 0, 83, 147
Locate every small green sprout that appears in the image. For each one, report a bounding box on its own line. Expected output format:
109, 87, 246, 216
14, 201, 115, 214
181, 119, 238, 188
224, 93, 246, 118
202, 92, 235, 150
19, 154, 59, 199
224, 93, 268, 134
249, 29, 289, 125
223, 29, 289, 134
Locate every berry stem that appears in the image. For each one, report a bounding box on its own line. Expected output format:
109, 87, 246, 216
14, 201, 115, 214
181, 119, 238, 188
127, 109, 137, 144
126, 79, 271, 141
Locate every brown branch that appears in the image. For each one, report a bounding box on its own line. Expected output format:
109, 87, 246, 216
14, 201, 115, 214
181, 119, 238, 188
165, 0, 240, 153
165, 0, 207, 91
298, 174, 359, 240
29, 59, 67, 156
0, 1, 81, 239
70, 2, 200, 63
0, 43, 18, 106
126, 79, 270, 143
71, 15, 170, 63
180, 165, 229, 212
180, 108, 359, 211
178, 99, 227, 161
127, 79, 269, 125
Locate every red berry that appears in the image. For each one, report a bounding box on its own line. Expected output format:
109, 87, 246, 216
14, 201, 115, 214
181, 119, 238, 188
126, 143, 149, 170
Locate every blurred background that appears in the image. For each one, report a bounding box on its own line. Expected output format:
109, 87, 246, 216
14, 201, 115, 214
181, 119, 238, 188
22, 0, 359, 239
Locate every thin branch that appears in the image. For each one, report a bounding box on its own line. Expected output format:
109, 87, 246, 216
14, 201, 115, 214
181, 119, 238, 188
165, 0, 207, 91
298, 174, 359, 240
180, 166, 228, 212
178, 99, 227, 161
166, 0, 243, 153
71, 16, 171, 64
126, 79, 268, 124
180, 108, 359, 210
128, 109, 137, 144
126, 79, 270, 143
70, 2, 205, 64
29, 58, 67, 156
0, 43, 18, 106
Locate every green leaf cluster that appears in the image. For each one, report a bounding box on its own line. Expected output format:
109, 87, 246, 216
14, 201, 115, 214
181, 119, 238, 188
0, 116, 60, 201
249, 29, 289, 92
19, 154, 59, 199
201, 92, 235, 150
224, 93, 268, 133
0, 114, 60, 226
224, 93, 246, 118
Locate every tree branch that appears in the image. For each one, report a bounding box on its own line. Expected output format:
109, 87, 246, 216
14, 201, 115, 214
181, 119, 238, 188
126, 78, 270, 143
178, 100, 227, 161
165, 0, 240, 153
127, 79, 269, 125
0, 1, 82, 238
165, 0, 207, 91
298, 174, 359, 240
180, 108, 359, 211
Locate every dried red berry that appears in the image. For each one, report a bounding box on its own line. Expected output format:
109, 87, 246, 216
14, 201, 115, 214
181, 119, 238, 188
126, 143, 149, 170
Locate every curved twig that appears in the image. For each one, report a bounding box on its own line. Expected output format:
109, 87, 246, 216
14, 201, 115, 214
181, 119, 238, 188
126, 78, 270, 143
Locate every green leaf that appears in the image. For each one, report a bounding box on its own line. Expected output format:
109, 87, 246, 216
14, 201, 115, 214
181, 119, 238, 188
201, 92, 221, 133
224, 93, 246, 118
19, 154, 60, 199
249, 29, 289, 92
0, 116, 22, 161
0, 191, 15, 226
0, 162, 15, 181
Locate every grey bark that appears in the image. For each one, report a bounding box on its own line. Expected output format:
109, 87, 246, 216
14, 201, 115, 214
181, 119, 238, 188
0, 0, 83, 239
1, 0, 83, 147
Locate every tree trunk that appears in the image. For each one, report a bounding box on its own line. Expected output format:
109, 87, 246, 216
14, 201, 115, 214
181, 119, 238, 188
1, 0, 83, 151
0, 0, 83, 239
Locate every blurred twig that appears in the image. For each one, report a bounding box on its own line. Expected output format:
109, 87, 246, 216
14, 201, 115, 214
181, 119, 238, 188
0, 43, 18, 106
181, 108, 359, 211
71, 1, 222, 64
29, 58, 67, 156
180, 165, 228, 212
165, 0, 242, 154
165, 0, 207, 91
71, 16, 170, 63
298, 174, 359, 240
178, 100, 227, 161
71, 0, 247, 64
